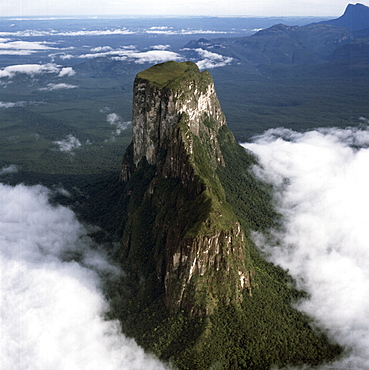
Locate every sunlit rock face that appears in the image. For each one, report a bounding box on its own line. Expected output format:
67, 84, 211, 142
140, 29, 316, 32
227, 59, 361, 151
130, 61, 226, 168
120, 61, 252, 316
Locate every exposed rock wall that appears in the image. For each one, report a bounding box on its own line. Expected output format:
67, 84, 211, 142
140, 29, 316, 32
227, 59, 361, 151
131, 63, 225, 168
120, 61, 253, 315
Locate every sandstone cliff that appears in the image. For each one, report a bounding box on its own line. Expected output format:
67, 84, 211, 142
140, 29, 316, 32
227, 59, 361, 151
120, 61, 253, 315
112, 61, 342, 368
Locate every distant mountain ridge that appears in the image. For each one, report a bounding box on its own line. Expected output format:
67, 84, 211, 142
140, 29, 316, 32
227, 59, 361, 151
185, 23, 353, 65
184, 3, 369, 65
317, 3, 369, 31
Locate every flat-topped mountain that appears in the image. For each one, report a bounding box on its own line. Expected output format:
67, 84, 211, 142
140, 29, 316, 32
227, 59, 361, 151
120, 61, 252, 316
112, 61, 342, 368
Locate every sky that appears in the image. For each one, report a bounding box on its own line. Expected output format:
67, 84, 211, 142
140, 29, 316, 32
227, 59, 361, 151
1, 0, 369, 17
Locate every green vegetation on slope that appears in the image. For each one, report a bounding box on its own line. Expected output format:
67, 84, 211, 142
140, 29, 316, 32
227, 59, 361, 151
103, 124, 342, 369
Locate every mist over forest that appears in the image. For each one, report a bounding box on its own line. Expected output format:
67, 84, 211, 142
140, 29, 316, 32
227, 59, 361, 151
244, 126, 369, 369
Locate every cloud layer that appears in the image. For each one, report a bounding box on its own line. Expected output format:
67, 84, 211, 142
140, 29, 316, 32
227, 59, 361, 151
243, 126, 369, 368
0, 101, 25, 108
53, 134, 82, 152
0, 27, 233, 38
39, 82, 78, 91
78, 45, 184, 64
0, 39, 55, 55
0, 63, 76, 79
0, 183, 168, 370
106, 112, 131, 135
0, 164, 19, 175
193, 48, 233, 69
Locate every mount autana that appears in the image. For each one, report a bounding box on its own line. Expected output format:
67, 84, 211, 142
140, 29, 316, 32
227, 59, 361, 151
104, 61, 341, 369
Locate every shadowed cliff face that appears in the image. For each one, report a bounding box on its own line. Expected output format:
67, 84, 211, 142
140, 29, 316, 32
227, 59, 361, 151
120, 61, 253, 315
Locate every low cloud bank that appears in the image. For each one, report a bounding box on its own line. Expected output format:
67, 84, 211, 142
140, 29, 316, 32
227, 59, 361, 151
43, 43, 232, 69
0, 183, 169, 370
182, 48, 233, 69
0, 28, 134, 37
242, 126, 369, 369
0, 101, 25, 108
39, 82, 78, 91
0, 164, 19, 175
0, 27, 232, 38
53, 134, 82, 153
0, 63, 75, 79
145, 28, 230, 35
0, 40, 55, 55
106, 112, 131, 136
79, 45, 183, 65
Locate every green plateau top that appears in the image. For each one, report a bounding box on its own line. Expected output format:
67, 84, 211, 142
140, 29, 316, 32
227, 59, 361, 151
136, 61, 202, 89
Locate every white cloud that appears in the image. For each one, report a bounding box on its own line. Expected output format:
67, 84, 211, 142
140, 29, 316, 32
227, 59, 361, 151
59, 53, 75, 60
59, 28, 135, 36
0, 101, 25, 108
54, 134, 82, 153
0, 28, 135, 37
78, 45, 136, 59
0, 183, 169, 370
151, 44, 171, 50
39, 83, 78, 91
242, 126, 369, 369
121, 50, 183, 64
0, 40, 53, 50
106, 113, 131, 136
145, 28, 230, 35
0, 164, 19, 175
0, 27, 233, 40
192, 48, 233, 69
79, 45, 183, 64
0, 40, 55, 55
0, 63, 75, 79
0, 49, 38, 55
58, 66, 76, 77
90, 46, 113, 52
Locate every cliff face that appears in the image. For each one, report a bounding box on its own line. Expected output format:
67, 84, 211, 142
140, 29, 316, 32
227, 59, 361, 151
120, 61, 252, 315
121, 61, 225, 180
113, 61, 342, 369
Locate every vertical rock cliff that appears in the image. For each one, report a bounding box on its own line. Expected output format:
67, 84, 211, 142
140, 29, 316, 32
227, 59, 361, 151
120, 61, 253, 316
112, 61, 342, 369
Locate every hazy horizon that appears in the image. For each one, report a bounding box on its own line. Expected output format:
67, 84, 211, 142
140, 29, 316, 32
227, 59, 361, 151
1, 1, 368, 18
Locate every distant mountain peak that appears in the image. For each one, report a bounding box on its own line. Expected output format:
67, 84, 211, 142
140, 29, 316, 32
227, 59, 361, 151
320, 3, 369, 31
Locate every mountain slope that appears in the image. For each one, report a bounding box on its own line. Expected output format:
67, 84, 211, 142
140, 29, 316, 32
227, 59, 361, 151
184, 23, 353, 65
319, 3, 369, 31
184, 4, 369, 66
108, 61, 342, 369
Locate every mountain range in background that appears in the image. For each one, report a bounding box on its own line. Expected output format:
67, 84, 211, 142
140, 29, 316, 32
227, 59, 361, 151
318, 2, 369, 31
184, 3, 369, 65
